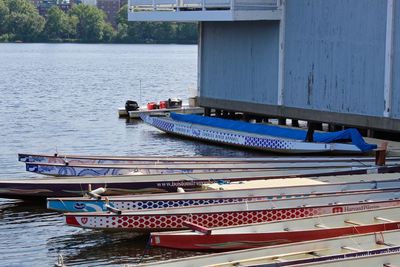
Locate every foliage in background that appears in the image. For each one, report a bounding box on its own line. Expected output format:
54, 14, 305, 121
115, 5, 197, 44
0, 0, 197, 43
0, 0, 45, 42
44, 6, 76, 41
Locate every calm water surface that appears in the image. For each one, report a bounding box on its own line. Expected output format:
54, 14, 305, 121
0, 44, 260, 267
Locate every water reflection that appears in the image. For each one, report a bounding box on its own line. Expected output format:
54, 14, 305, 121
124, 118, 143, 126
47, 228, 207, 266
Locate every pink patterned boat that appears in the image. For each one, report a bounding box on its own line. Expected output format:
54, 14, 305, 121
64, 190, 400, 231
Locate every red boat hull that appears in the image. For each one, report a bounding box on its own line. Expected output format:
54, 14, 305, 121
150, 222, 400, 251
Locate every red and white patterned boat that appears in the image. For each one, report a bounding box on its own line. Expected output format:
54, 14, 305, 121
134, 230, 400, 267
64, 190, 400, 231
150, 206, 400, 251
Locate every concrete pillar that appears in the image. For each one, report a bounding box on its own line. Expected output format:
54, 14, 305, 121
278, 118, 286, 125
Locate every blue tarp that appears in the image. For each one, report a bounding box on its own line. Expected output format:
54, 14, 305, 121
170, 113, 377, 152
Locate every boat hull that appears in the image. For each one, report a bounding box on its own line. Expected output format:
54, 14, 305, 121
47, 177, 400, 212
136, 230, 400, 267
24, 160, 391, 177
150, 222, 400, 251
141, 115, 364, 154
64, 192, 400, 231
0, 181, 179, 200
3, 166, 400, 200
19, 153, 400, 164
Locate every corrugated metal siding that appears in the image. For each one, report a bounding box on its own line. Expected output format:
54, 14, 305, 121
200, 21, 279, 105
284, 0, 387, 116
392, 1, 400, 119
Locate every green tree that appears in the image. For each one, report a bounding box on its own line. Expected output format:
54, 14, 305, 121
3, 0, 44, 42
67, 15, 78, 40
0, 0, 9, 35
69, 4, 107, 42
102, 22, 115, 43
153, 22, 175, 43
176, 23, 197, 43
116, 22, 128, 43
44, 6, 72, 40
116, 4, 128, 25
116, 4, 197, 44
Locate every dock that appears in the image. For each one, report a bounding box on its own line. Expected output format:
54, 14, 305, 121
118, 106, 204, 119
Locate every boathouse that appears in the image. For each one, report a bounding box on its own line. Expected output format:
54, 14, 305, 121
128, 0, 400, 134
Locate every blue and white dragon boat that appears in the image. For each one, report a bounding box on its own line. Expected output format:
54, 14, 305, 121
3, 165, 400, 200
24, 159, 397, 177
46, 173, 400, 213
141, 113, 378, 154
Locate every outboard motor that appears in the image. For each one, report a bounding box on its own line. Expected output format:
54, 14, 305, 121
125, 100, 139, 112
168, 98, 183, 109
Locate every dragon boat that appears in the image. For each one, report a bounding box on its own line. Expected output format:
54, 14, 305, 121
64, 190, 400, 231
150, 206, 400, 251
47, 173, 400, 213
141, 113, 378, 154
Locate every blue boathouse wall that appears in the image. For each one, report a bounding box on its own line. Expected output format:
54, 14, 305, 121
198, 0, 399, 131
284, 0, 386, 117
200, 21, 280, 105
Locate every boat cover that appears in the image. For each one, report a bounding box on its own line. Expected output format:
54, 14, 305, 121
170, 113, 377, 152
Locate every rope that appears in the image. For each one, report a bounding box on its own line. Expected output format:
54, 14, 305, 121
136, 236, 152, 265
59, 199, 68, 211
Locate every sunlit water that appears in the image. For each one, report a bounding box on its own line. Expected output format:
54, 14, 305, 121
0, 44, 261, 267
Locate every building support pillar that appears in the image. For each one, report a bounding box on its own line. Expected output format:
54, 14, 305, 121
278, 118, 286, 125
204, 107, 211, 117
292, 119, 299, 127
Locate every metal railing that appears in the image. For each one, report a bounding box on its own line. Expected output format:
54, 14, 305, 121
128, 0, 279, 12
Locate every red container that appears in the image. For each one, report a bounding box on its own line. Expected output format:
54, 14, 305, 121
147, 102, 158, 110
159, 101, 168, 109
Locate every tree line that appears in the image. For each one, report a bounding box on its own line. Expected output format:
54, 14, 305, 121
0, 0, 198, 43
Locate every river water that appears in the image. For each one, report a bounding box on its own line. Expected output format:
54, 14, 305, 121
0, 44, 259, 267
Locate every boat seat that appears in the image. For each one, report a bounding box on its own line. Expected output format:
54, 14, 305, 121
341, 246, 363, 252
314, 223, 330, 229
344, 220, 363, 226
375, 216, 395, 223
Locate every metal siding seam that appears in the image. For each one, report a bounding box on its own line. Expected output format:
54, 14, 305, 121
277, 0, 286, 106
384, 0, 395, 117
198, 22, 203, 97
